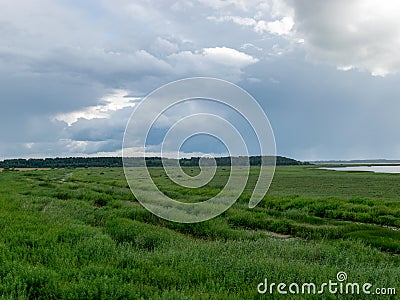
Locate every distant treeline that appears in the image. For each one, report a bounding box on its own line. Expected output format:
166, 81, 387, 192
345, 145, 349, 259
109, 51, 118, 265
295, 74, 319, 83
0, 156, 305, 169
0, 157, 122, 168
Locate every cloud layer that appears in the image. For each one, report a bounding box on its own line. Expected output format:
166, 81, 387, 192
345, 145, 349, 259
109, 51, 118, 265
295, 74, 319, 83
1, 0, 400, 160
286, 0, 400, 76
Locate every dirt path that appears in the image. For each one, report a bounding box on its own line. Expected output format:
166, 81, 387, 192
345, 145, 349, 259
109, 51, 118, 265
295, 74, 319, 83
244, 229, 295, 240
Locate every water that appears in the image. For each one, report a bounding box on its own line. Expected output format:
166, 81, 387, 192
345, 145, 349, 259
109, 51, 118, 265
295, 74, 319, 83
320, 166, 400, 174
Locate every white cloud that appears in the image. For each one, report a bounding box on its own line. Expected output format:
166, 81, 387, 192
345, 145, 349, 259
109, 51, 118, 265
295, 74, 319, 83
255, 16, 294, 35
202, 47, 258, 67
55, 90, 139, 126
208, 14, 295, 36
167, 47, 258, 81
285, 0, 400, 76
206, 0, 295, 37
337, 65, 354, 72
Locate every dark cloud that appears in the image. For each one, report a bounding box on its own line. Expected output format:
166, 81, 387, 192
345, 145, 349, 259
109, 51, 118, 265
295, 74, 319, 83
246, 52, 400, 160
67, 107, 132, 142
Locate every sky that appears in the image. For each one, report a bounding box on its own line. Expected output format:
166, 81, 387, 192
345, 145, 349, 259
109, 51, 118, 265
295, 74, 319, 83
1, 0, 400, 161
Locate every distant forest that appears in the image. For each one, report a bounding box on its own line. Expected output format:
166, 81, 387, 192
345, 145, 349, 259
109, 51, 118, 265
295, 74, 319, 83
0, 156, 305, 169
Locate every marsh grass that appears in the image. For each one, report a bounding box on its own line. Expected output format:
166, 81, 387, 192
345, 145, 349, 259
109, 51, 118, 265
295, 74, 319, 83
0, 166, 399, 299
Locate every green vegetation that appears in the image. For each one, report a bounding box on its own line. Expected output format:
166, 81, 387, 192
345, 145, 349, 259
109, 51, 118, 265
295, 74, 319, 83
0, 155, 302, 169
0, 166, 399, 299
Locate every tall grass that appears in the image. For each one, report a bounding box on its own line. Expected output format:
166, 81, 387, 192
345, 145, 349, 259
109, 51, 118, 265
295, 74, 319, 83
0, 166, 399, 299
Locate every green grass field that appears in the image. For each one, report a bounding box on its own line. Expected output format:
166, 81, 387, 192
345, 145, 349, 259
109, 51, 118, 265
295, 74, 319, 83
0, 166, 399, 299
